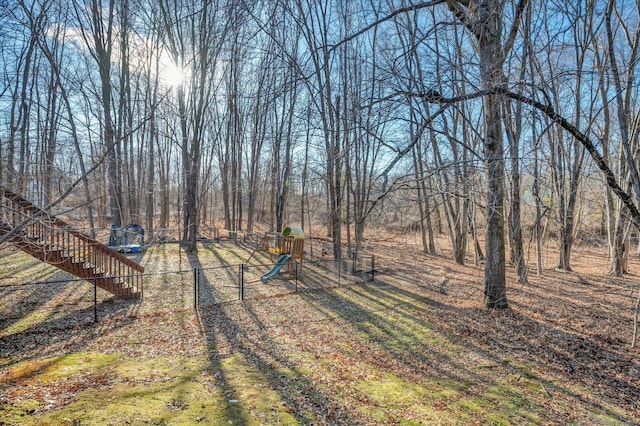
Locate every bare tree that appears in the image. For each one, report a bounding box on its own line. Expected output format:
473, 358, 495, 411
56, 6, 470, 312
72, 0, 125, 227
158, 0, 227, 250
343, 0, 527, 307
294, 0, 344, 259
2, 4, 40, 193
602, 0, 640, 275
503, 0, 531, 284
436, 0, 527, 306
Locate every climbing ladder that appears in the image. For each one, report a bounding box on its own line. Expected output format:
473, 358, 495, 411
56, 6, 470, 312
0, 188, 143, 298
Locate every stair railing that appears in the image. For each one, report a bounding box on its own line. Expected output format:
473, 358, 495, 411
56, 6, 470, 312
1, 188, 144, 296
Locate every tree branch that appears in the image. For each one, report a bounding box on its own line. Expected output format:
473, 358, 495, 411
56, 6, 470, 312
371, 84, 640, 232
502, 90, 640, 229
445, 0, 477, 36
329, 1, 446, 52
502, 0, 530, 60
377, 103, 451, 193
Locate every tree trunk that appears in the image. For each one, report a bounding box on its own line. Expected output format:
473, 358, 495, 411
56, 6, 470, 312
504, 19, 529, 283
482, 91, 508, 309
477, 0, 508, 308
609, 209, 627, 276
179, 82, 198, 251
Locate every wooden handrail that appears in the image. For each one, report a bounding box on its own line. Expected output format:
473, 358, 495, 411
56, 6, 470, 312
1, 188, 143, 296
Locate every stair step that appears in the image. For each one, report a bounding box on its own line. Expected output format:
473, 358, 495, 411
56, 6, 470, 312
3, 187, 144, 299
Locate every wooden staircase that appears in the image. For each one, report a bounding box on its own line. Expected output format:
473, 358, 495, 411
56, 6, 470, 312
0, 188, 143, 298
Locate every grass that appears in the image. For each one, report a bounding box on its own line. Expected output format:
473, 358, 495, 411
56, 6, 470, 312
1, 242, 639, 424
354, 373, 471, 424
2, 350, 300, 425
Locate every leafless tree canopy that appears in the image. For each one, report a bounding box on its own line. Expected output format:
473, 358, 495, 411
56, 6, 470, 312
4, 0, 640, 309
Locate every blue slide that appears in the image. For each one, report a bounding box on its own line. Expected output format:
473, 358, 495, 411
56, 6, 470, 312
261, 254, 291, 283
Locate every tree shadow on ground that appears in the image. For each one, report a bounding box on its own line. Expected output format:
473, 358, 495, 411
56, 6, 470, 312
0, 255, 102, 334
189, 250, 364, 424
0, 297, 138, 367
331, 273, 640, 423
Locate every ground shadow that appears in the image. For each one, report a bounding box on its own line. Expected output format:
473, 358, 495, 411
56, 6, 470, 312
190, 249, 364, 424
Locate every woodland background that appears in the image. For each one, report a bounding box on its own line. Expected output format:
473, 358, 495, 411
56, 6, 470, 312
3, 0, 640, 307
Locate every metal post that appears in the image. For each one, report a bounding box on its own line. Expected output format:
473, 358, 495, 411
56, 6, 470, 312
240, 263, 245, 300
94, 280, 97, 323
194, 267, 198, 309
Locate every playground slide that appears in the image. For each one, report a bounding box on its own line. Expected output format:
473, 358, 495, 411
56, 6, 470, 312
261, 254, 291, 283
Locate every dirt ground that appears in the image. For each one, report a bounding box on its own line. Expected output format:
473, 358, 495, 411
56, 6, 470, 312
1, 234, 640, 425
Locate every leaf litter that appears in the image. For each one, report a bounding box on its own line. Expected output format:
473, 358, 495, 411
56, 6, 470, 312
1, 239, 639, 424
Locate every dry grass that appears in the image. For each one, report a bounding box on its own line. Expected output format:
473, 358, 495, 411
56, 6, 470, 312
1, 235, 639, 425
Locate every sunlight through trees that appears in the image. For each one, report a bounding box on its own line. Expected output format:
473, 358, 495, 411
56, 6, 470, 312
3, 0, 640, 309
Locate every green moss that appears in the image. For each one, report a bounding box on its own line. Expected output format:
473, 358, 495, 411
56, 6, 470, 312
2, 309, 51, 335
35, 376, 230, 425
397, 419, 424, 426
4, 352, 121, 383
218, 352, 300, 425
1, 399, 41, 423
276, 365, 311, 379
355, 372, 471, 423
454, 397, 492, 414
526, 380, 544, 393
3, 352, 304, 425
481, 381, 542, 425
114, 354, 202, 379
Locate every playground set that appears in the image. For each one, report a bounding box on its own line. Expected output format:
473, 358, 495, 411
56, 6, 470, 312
249, 226, 305, 283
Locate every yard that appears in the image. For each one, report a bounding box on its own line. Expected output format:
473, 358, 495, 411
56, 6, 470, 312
1, 237, 639, 425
